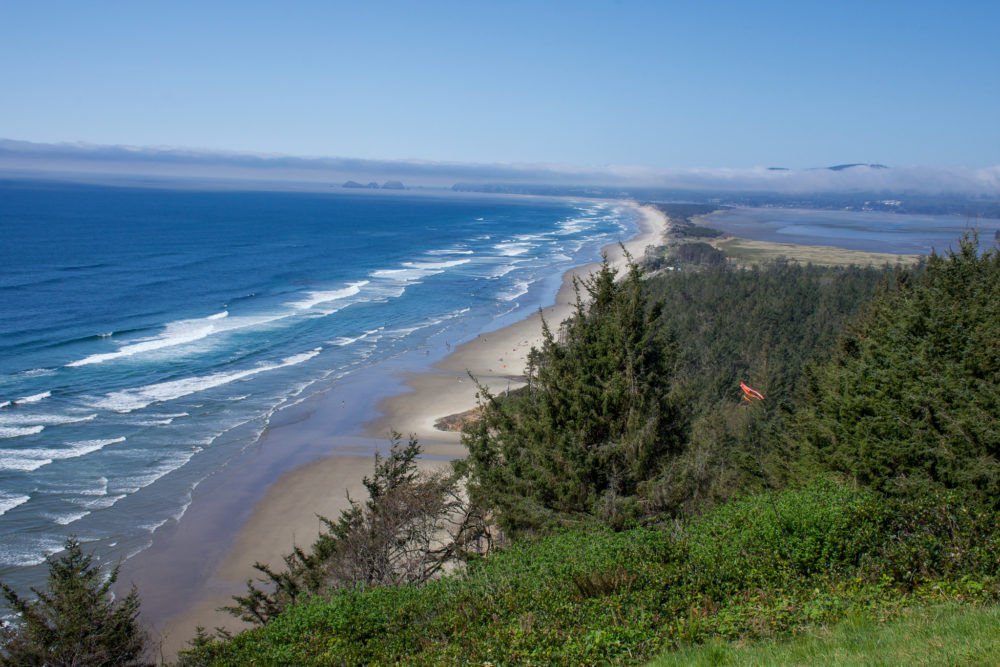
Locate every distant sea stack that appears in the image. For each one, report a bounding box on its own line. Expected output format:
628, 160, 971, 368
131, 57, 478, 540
342, 180, 406, 190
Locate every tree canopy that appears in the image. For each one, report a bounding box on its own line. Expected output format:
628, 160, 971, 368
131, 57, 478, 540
790, 234, 1000, 506
461, 256, 685, 533
0, 537, 148, 667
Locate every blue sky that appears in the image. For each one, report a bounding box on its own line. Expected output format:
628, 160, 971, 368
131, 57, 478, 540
2, 1, 998, 171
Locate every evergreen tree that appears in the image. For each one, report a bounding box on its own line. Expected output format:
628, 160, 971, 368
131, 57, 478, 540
790, 233, 1000, 506
462, 255, 685, 534
0, 537, 148, 667
221, 433, 489, 628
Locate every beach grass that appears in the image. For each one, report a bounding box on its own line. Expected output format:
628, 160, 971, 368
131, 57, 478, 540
648, 603, 1000, 667
711, 236, 922, 267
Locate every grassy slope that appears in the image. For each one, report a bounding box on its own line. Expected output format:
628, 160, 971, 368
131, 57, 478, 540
179, 481, 1000, 665
650, 603, 1000, 666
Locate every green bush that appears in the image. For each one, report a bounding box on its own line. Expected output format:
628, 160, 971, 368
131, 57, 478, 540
681, 479, 890, 596
179, 480, 1000, 665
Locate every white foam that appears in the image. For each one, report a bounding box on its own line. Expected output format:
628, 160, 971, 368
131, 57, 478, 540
384, 325, 422, 338
334, 328, 382, 347
0, 413, 96, 426
20, 368, 55, 377
371, 268, 426, 281
16, 391, 50, 404
78, 493, 125, 510
66, 311, 286, 367
0, 401, 9, 409
289, 281, 369, 310
114, 447, 203, 494
371, 258, 471, 285
0, 437, 124, 471
426, 249, 474, 255
488, 261, 526, 279
500, 281, 531, 302
141, 517, 172, 533
49, 475, 108, 497
0, 536, 64, 567
53, 510, 91, 526
90, 348, 322, 413
136, 417, 175, 426
402, 259, 471, 270
66, 438, 126, 455
0, 493, 30, 517
68, 323, 216, 367
494, 242, 534, 256
0, 425, 44, 439
370, 282, 411, 299
78, 476, 109, 496
515, 233, 551, 242
134, 411, 188, 425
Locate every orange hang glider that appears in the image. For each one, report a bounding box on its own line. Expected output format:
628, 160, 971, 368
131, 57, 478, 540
740, 382, 764, 403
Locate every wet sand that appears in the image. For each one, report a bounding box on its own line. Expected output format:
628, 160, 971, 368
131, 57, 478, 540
136, 202, 668, 659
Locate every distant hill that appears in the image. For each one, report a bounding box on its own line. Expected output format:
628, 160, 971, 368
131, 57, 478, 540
826, 163, 889, 171
343, 180, 406, 189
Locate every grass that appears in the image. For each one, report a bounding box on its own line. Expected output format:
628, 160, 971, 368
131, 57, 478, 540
710, 236, 921, 268
649, 603, 1000, 666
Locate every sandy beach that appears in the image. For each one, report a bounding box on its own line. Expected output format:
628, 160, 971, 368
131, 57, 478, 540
144, 202, 669, 658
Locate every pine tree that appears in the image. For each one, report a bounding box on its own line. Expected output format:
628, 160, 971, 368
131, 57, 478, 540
462, 255, 685, 534
0, 537, 148, 667
221, 433, 489, 627
790, 233, 1000, 506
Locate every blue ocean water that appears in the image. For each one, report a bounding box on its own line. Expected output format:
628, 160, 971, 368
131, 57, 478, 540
0, 181, 636, 589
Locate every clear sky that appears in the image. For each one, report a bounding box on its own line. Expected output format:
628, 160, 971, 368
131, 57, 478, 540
2, 0, 998, 170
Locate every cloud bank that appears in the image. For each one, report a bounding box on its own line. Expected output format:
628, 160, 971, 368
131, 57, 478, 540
1, 139, 998, 196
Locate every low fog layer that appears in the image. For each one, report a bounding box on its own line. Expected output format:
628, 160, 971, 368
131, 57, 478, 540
1, 139, 998, 196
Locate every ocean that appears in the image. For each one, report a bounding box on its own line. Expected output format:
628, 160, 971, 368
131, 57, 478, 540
0, 180, 637, 594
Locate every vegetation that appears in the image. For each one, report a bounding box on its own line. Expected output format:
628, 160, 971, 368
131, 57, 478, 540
220, 433, 488, 628
461, 257, 685, 534
0, 537, 148, 666
712, 236, 923, 268
640, 258, 901, 514
651, 603, 1000, 666
6, 229, 998, 665
790, 233, 1000, 509
174, 481, 1000, 665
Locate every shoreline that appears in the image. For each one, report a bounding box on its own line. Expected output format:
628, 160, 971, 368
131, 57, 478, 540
364, 202, 667, 444
141, 201, 669, 658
